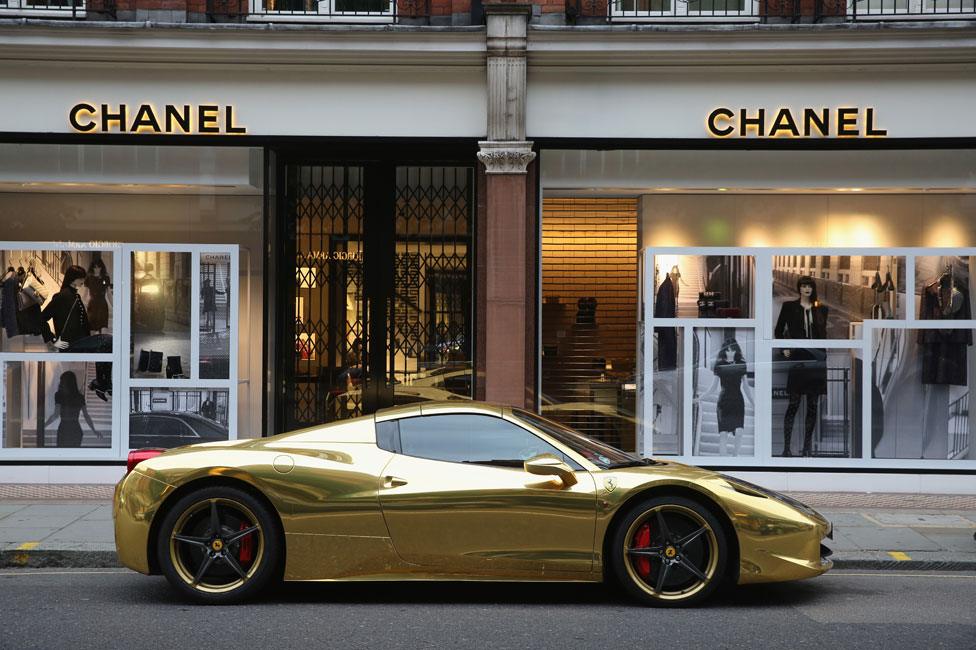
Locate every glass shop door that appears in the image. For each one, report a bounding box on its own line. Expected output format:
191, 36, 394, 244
276, 163, 475, 433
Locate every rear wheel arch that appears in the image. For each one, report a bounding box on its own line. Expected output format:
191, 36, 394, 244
601, 484, 740, 586
147, 475, 285, 576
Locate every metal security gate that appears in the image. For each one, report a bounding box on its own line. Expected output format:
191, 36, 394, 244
276, 162, 474, 432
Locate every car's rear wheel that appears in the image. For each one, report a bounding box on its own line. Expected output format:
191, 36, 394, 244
156, 486, 281, 604
609, 495, 727, 607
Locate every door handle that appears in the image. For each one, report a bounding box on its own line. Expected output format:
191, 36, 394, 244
383, 475, 408, 489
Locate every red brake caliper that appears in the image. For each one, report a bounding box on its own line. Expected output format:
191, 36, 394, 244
633, 523, 652, 578
238, 521, 254, 565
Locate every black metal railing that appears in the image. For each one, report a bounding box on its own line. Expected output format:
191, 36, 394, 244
948, 392, 970, 460
848, 0, 975, 19
237, 0, 429, 21
0, 0, 115, 18
608, 0, 975, 20
608, 0, 790, 21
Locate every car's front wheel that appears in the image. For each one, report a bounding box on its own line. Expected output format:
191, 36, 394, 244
609, 495, 727, 607
156, 485, 281, 604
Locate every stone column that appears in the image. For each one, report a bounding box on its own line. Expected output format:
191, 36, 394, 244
478, 3, 536, 408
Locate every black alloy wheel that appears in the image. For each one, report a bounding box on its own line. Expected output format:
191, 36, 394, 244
156, 485, 282, 604
609, 495, 728, 607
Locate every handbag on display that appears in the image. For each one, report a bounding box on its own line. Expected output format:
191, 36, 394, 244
148, 350, 164, 374
137, 349, 151, 372
17, 281, 45, 311
166, 355, 186, 379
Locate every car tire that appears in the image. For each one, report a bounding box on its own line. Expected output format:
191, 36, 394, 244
156, 485, 282, 604
609, 495, 728, 607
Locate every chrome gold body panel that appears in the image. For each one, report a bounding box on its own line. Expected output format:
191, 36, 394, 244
114, 402, 830, 587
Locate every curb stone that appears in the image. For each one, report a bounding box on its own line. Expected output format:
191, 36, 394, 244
829, 559, 976, 572
0, 550, 121, 569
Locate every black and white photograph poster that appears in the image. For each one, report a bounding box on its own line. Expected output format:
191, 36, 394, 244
692, 327, 755, 457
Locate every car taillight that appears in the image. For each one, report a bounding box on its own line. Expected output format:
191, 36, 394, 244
126, 448, 165, 475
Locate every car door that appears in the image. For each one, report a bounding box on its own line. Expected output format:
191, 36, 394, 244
376, 412, 598, 574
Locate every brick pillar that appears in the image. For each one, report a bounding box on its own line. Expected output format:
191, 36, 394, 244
478, 3, 537, 408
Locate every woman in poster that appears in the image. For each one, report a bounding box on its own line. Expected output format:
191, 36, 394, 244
774, 275, 828, 456
44, 370, 102, 447
713, 337, 749, 456
43, 265, 113, 400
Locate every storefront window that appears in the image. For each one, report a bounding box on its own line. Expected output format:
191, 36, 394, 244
540, 199, 639, 451
0, 143, 262, 458
541, 147, 976, 468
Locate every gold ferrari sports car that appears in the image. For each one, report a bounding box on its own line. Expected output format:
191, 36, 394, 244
114, 401, 832, 606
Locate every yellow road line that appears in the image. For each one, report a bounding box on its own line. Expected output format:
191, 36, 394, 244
11, 541, 40, 566
887, 551, 912, 561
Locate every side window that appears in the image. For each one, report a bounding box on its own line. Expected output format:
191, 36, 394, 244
397, 414, 580, 469
376, 420, 399, 453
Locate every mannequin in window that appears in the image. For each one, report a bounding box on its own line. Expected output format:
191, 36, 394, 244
774, 276, 828, 457
654, 273, 677, 371
711, 337, 750, 457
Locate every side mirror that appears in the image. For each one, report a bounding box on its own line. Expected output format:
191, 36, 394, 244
524, 454, 578, 487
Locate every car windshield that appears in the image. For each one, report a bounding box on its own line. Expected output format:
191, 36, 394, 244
512, 409, 640, 469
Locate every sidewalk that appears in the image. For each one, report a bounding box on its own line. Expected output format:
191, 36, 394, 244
1, 485, 975, 570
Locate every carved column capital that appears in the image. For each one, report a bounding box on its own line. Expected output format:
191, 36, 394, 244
477, 141, 537, 174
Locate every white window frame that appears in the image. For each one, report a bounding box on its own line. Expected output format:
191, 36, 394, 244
609, 0, 761, 22
640, 246, 976, 472
0, 242, 239, 461
0, 0, 86, 18
246, 0, 394, 23
851, 0, 976, 19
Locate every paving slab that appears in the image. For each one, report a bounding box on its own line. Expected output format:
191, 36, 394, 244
0, 505, 27, 520
0, 528, 61, 544
822, 530, 863, 552
44, 521, 115, 544
79, 505, 114, 521
839, 526, 945, 552
915, 530, 976, 552
817, 512, 873, 528
13, 504, 101, 518
0, 515, 83, 529
864, 513, 976, 528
